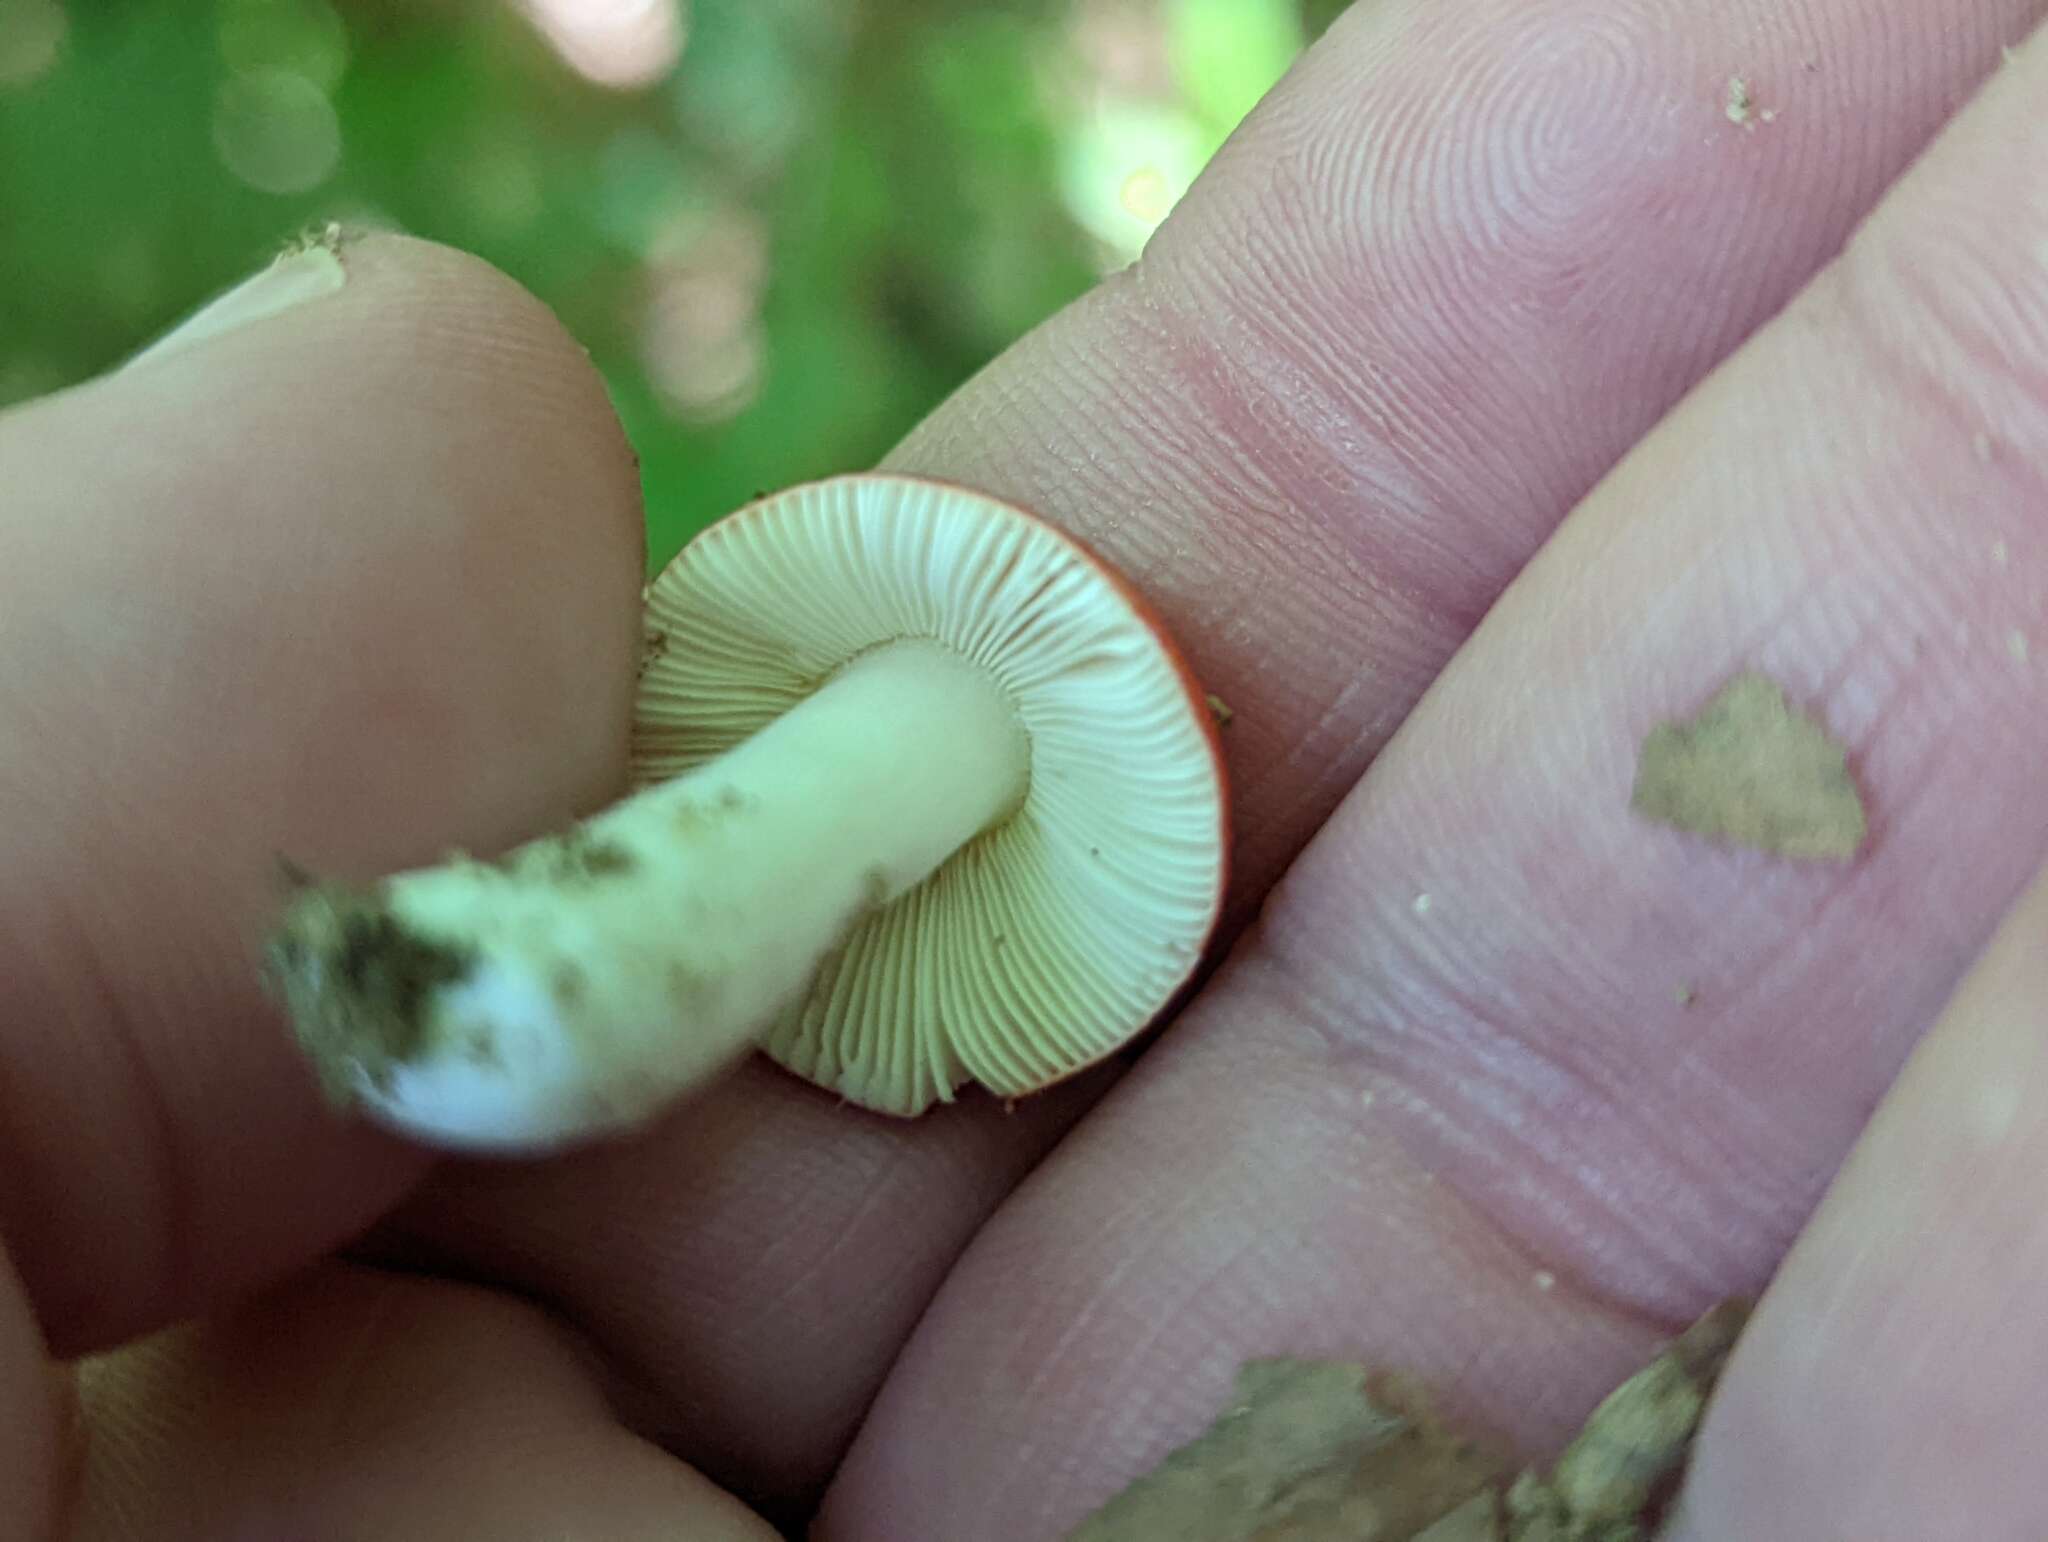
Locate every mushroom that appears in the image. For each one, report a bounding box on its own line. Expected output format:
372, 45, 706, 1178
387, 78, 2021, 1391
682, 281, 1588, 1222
266, 474, 1230, 1150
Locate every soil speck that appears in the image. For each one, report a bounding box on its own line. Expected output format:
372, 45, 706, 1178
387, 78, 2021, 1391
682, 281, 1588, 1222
1725, 76, 1754, 127
638, 627, 670, 681
552, 961, 588, 1008
519, 827, 637, 883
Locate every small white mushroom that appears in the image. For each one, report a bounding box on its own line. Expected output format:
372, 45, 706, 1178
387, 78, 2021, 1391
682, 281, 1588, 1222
267, 474, 1231, 1150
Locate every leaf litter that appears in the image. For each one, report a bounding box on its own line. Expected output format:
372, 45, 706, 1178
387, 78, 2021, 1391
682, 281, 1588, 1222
1066, 1302, 1749, 1541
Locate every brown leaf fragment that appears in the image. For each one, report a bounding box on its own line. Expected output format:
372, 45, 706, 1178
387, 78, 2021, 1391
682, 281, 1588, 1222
1632, 672, 1866, 861
1504, 1300, 1750, 1541
1068, 1303, 1750, 1542
1064, 1360, 1509, 1541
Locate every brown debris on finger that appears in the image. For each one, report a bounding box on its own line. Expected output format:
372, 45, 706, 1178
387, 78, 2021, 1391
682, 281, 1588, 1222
1631, 671, 1867, 861
1067, 1302, 1749, 1541
1065, 1360, 1510, 1541
1504, 1300, 1750, 1539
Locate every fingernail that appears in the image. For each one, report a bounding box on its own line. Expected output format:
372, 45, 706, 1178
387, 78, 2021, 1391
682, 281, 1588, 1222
123, 225, 350, 371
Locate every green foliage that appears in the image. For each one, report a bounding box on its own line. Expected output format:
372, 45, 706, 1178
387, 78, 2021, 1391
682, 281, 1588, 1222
0, 0, 1319, 569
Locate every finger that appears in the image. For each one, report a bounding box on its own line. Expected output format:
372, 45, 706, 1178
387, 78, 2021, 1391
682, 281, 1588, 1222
0, 232, 644, 1355
366, 1059, 1104, 1528
69, 1265, 777, 1541
823, 22, 2048, 1539
1667, 867, 2048, 1538
387, 0, 2047, 1513
886, 0, 2026, 904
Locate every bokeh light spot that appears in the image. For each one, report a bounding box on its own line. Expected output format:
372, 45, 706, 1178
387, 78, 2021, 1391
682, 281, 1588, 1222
1053, 0, 1299, 268
519, 0, 686, 90
454, 132, 546, 236
639, 208, 768, 423
1057, 101, 1201, 262
1118, 165, 1171, 224
212, 68, 343, 194
0, 0, 67, 89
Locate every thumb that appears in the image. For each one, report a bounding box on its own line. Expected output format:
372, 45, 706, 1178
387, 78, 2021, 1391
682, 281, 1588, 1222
0, 231, 642, 1364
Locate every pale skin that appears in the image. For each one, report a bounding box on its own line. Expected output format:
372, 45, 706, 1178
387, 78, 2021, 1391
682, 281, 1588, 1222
6, 2, 2048, 1535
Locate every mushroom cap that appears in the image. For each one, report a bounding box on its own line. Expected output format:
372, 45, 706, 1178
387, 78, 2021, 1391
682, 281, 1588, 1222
634, 473, 1229, 1116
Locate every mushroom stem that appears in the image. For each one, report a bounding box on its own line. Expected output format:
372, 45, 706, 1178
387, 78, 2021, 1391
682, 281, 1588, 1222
267, 639, 1030, 1149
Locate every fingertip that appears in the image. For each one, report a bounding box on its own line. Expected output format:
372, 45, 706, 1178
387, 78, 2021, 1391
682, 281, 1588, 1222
127, 225, 645, 562
1680, 866, 2048, 1537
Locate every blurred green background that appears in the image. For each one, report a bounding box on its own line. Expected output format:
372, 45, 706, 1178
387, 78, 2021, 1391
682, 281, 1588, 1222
0, 0, 1346, 569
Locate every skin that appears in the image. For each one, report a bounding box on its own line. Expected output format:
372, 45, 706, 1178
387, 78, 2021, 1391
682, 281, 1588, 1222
6, 1, 2048, 1534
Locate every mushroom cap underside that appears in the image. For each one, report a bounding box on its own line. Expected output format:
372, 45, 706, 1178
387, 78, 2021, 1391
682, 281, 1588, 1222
635, 473, 1228, 1116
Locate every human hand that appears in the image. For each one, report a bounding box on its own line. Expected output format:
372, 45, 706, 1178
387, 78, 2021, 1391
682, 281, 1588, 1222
9, 3, 2048, 1537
